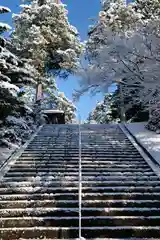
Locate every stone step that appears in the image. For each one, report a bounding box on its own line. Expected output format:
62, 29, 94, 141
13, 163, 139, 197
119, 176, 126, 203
1, 192, 160, 201
1, 199, 160, 209
0, 207, 160, 217
21, 149, 140, 153
1, 186, 160, 194
7, 238, 159, 240
1, 124, 160, 239
25, 149, 139, 153
1, 216, 160, 228
21, 153, 141, 157
1, 180, 160, 188
17, 157, 145, 161
12, 163, 149, 168
8, 167, 152, 172
4, 171, 155, 177
2, 175, 160, 182
27, 147, 136, 151
36, 137, 109, 139
1, 226, 160, 239
14, 160, 148, 165
27, 147, 135, 150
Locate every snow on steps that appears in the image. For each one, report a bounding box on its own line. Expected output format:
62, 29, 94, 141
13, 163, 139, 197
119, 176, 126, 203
2, 180, 160, 187
1, 124, 160, 239
8, 239, 160, 240
1, 226, 160, 239
1, 215, 160, 228
1, 186, 160, 194
2, 175, 159, 181
0, 199, 160, 208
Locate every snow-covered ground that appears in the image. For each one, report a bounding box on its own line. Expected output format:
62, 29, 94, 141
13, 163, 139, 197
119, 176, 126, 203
125, 122, 160, 166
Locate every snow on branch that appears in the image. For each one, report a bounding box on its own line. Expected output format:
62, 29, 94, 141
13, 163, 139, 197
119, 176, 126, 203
0, 23, 11, 34
0, 6, 11, 14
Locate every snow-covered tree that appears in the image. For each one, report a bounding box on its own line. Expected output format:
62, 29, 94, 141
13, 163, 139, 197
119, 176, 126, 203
55, 92, 76, 123
0, 6, 11, 34
88, 87, 149, 124
43, 88, 76, 123
86, 0, 141, 62
0, 5, 39, 149
75, 0, 143, 99
87, 94, 120, 124
6, 0, 81, 129
76, 0, 160, 131
21, 74, 77, 124
12, 0, 82, 80
133, 0, 160, 20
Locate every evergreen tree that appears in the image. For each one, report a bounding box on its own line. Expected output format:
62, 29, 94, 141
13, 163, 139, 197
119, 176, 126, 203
12, 0, 82, 79
11, 0, 80, 126
0, 5, 38, 148
20, 74, 77, 124
39, 77, 76, 123
87, 93, 120, 124
88, 87, 149, 124
133, 0, 160, 19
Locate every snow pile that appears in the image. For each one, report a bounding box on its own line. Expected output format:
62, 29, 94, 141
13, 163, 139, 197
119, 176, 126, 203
125, 122, 160, 166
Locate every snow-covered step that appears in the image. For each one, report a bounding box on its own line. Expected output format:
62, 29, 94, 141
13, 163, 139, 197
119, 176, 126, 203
1, 124, 160, 239
20, 153, 142, 157
1, 186, 160, 194
17, 157, 145, 161
0, 207, 160, 218
7, 165, 153, 171
1, 199, 160, 209
12, 163, 149, 168
1, 192, 160, 201
2, 175, 160, 182
4, 171, 79, 177
1, 226, 160, 239
25, 149, 139, 153
1, 216, 160, 228
4, 171, 156, 177
8, 167, 152, 172
14, 160, 147, 164
27, 145, 136, 148
21, 146, 136, 149
10, 239, 159, 240
1, 180, 160, 188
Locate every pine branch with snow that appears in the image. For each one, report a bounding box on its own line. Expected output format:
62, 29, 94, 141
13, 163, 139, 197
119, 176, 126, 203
0, 4, 39, 150
12, 0, 82, 79
0, 6, 11, 35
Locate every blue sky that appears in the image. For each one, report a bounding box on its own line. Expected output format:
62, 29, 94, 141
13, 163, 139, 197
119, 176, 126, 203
0, 0, 130, 120
56, 0, 103, 120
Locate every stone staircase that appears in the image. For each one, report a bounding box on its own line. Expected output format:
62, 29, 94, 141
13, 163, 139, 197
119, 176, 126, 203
0, 124, 160, 239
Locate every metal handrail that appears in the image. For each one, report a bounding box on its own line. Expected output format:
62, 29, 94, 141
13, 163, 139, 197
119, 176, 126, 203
78, 114, 82, 239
